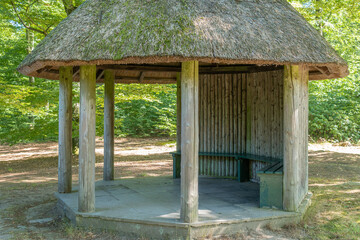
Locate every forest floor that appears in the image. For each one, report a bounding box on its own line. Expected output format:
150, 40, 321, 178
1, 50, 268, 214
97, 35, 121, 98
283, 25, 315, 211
0, 138, 359, 240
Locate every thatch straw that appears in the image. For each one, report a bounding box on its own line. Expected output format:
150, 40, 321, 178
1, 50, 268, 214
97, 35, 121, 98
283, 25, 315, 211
18, 0, 348, 80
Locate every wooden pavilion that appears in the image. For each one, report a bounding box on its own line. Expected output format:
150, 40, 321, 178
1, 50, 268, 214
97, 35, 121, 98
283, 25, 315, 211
18, 0, 348, 238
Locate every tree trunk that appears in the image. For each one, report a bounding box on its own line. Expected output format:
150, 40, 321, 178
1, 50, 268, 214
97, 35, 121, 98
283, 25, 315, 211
26, 28, 35, 84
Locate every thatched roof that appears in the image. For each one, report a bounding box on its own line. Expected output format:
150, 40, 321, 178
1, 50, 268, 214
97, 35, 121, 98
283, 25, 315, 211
18, 0, 348, 81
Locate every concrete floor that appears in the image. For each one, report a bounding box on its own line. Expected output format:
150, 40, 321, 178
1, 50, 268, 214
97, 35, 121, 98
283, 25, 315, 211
57, 176, 294, 223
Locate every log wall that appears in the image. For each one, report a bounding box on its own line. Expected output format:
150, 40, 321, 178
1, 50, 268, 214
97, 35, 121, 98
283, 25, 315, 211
198, 70, 284, 181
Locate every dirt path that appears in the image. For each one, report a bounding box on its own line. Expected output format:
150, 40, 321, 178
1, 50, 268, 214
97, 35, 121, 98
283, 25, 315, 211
0, 139, 359, 239
0, 138, 175, 240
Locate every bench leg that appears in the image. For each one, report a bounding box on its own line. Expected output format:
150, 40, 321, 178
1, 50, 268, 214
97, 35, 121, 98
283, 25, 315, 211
173, 155, 181, 179
172, 155, 176, 179
237, 159, 249, 182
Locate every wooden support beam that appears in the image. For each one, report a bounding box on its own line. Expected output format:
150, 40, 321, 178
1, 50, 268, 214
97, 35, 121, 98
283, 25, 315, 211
96, 64, 281, 74
58, 66, 73, 193
36, 65, 52, 74
96, 69, 105, 82
73, 66, 80, 78
314, 66, 330, 76
114, 77, 176, 84
283, 65, 309, 212
138, 72, 145, 83
180, 61, 199, 223
103, 70, 115, 181
97, 64, 181, 72
78, 65, 97, 213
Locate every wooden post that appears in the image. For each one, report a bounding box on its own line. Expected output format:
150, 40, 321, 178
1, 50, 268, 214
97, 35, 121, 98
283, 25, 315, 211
78, 65, 96, 213
103, 70, 115, 181
58, 66, 73, 193
174, 73, 181, 178
180, 61, 199, 223
283, 65, 309, 211
176, 73, 181, 152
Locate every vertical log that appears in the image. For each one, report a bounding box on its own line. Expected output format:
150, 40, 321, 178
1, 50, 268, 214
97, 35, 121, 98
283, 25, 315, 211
242, 74, 247, 154
274, 71, 284, 158
207, 74, 211, 176
214, 75, 219, 175
233, 74, 238, 174
58, 66, 73, 193
174, 73, 182, 178
210, 75, 215, 175
177, 73, 181, 153
221, 74, 226, 176
229, 74, 234, 176
251, 73, 257, 179
78, 65, 96, 213
219, 75, 223, 176
270, 71, 275, 158
279, 71, 284, 158
283, 65, 309, 211
104, 70, 115, 181
199, 75, 203, 175
180, 61, 199, 223
246, 74, 252, 155
256, 73, 261, 156
203, 75, 208, 175
304, 76, 309, 195
264, 72, 271, 157
224, 74, 230, 176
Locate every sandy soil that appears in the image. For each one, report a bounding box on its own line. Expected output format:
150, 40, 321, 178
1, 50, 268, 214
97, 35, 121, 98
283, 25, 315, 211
0, 139, 359, 239
309, 143, 360, 155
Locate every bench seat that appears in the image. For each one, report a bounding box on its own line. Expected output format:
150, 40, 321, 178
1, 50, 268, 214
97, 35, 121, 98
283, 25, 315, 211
257, 161, 284, 209
170, 151, 282, 182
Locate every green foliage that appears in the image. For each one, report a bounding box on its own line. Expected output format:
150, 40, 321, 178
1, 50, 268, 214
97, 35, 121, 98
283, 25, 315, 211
114, 84, 177, 137
95, 84, 177, 138
0, 0, 67, 144
309, 79, 360, 142
0, 0, 177, 144
290, 0, 360, 143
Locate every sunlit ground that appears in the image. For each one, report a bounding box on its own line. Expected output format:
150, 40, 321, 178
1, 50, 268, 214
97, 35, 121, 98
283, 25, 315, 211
301, 148, 360, 239
0, 139, 359, 239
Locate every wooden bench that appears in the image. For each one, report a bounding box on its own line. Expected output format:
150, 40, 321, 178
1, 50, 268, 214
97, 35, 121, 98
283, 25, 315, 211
257, 161, 284, 209
170, 151, 282, 182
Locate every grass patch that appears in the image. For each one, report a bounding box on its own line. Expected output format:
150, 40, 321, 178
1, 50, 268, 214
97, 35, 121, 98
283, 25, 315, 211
295, 151, 360, 240
154, 139, 176, 146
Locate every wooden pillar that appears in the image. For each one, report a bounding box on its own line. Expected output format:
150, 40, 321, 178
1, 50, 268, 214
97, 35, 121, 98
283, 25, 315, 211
174, 73, 181, 178
176, 73, 181, 152
283, 65, 309, 211
103, 70, 115, 181
78, 65, 96, 213
180, 61, 199, 223
58, 66, 73, 193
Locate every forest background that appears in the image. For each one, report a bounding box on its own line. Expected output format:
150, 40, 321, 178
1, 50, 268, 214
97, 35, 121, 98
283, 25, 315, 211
0, 0, 359, 145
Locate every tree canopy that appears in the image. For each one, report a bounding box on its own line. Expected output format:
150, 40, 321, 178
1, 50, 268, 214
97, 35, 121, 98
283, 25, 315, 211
290, 0, 360, 142
0, 0, 359, 144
